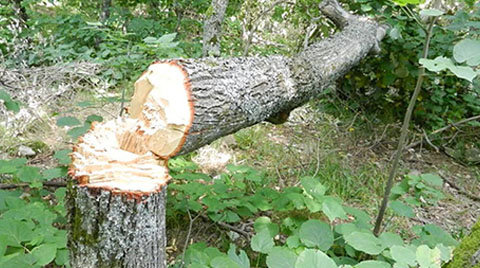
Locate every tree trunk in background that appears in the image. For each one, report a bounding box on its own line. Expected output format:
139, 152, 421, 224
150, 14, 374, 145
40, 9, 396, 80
100, 0, 112, 23
68, 187, 167, 267
202, 0, 229, 57
11, 0, 28, 29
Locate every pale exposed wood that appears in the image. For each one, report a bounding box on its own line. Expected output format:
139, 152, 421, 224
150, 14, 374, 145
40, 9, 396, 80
67, 1, 387, 267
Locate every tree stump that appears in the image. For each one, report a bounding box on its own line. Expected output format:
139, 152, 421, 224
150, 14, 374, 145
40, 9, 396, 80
66, 1, 387, 267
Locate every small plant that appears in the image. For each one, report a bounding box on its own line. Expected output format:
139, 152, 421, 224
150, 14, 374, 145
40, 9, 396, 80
0, 153, 71, 267
168, 160, 457, 268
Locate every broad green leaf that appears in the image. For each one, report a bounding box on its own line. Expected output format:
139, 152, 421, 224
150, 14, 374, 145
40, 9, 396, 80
392, 0, 423, 6
344, 232, 385, 255
224, 210, 240, 223
304, 196, 322, 213
85, 114, 103, 124
419, 56, 477, 82
295, 249, 337, 268
390, 245, 417, 266
355, 260, 391, 268
54, 149, 72, 165
251, 229, 274, 254
420, 174, 443, 187
0, 90, 20, 113
56, 116, 81, 127
414, 224, 458, 247
300, 176, 326, 199
416, 245, 441, 268
286, 235, 301, 249
449, 65, 477, 82
419, 9, 444, 17
16, 166, 41, 183
390, 200, 415, 218
453, 39, 480, 66
254, 217, 279, 237
227, 244, 249, 268
299, 220, 334, 251
322, 197, 347, 222
67, 124, 90, 139
42, 167, 67, 180
435, 244, 453, 262
31, 244, 56, 266
379, 232, 404, 248
420, 57, 452, 72
158, 33, 177, 43
210, 256, 242, 268
266, 247, 297, 268
54, 249, 69, 266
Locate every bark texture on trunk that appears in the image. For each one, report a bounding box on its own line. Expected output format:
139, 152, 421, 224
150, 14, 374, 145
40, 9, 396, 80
178, 0, 386, 155
202, 0, 229, 57
67, 1, 386, 267
67, 186, 167, 268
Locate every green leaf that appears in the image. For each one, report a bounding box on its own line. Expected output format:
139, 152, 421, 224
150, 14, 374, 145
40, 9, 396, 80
67, 124, 90, 139
56, 116, 81, 127
254, 217, 279, 237
266, 247, 297, 268
390, 200, 415, 218
299, 220, 333, 251
379, 232, 404, 248
355, 260, 391, 268
419, 9, 444, 17
55, 249, 69, 266
420, 56, 478, 82
251, 229, 274, 254
16, 166, 41, 183
322, 197, 347, 222
224, 210, 240, 223
227, 244, 249, 268
85, 114, 103, 124
286, 235, 301, 249
295, 249, 337, 268
42, 167, 67, 180
392, 0, 423, 6
0, 219, 34, 247
415, 224, 458, 247
416, 245, 441, 268
0, 90, 20, 113
420, 174, 443, 187
210, 256, 242, 268
435, 244, 453, 262
54, 149, 72, 165
344, 232, 385, 255
300, 176, 326, 199
32, 244, 56, 266
453, 39, 480, 66
390, 245, 417, 266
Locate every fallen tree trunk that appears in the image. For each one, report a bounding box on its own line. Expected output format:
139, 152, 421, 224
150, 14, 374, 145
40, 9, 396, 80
175, 0, 386, 154
67, 1, 386, 267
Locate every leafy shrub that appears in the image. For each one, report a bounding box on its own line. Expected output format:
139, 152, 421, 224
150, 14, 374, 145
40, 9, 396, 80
168, 158, 457, 268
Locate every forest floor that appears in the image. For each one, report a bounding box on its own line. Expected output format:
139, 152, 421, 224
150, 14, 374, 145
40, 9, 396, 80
1, 64, 479, 262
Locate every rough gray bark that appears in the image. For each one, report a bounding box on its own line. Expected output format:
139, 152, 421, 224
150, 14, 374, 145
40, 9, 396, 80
66, 2, 386, 267
202, 0, 229, 57
67, 186, 167, 268
100, 0, 112, 23
178, 0, 386, 155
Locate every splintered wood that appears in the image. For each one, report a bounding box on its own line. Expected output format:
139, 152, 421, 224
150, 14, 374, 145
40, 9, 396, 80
69, 62, 193, 194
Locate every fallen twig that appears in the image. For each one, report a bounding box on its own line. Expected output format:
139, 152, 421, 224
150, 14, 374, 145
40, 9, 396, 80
200, 214, 251, 239
0, 181, 66, 189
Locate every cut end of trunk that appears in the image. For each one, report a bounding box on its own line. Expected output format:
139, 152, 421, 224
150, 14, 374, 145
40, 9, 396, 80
69, 61, 193, 195
129, 61, 194, 158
